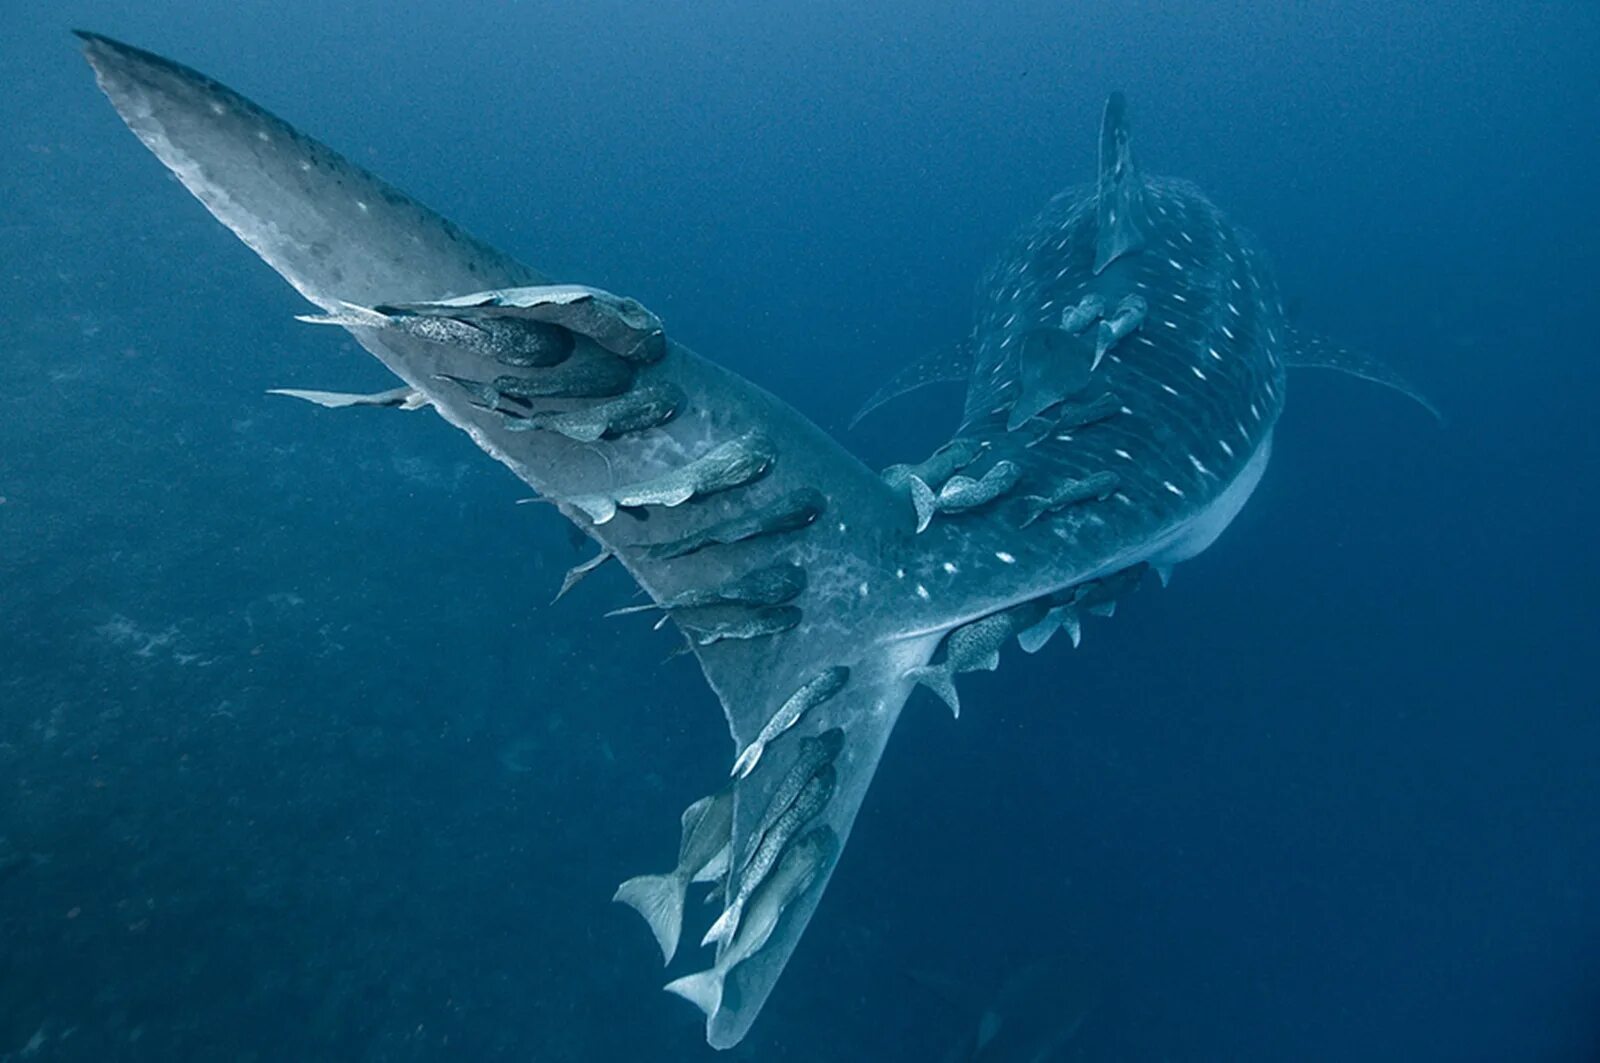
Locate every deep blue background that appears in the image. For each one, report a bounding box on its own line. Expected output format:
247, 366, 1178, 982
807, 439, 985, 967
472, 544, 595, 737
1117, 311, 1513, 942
2, 1, 1597, 1059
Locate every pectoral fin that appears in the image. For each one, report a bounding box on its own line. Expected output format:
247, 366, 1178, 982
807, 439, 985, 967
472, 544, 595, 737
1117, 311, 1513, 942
849, 338, 974, 429
1283, 327, 1443, 423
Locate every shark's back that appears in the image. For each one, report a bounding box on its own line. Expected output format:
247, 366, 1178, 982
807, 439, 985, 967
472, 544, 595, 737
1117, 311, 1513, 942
884, 115, 1289, 641
968, 176, 1287, 445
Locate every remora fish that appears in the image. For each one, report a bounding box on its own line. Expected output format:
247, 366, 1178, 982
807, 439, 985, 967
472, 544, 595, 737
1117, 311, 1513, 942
934, 460, 1023, 514
1017, 471, 1120, 528
1016, 564, 1147, 654
643, 487, 825, 561
431, 353, 635, 403
491, 354, 635, 400
884, 438, 989, 532
664, 827, 838, 1022
613, 788, 734, 964
387, 283, 667, 363
566, 433, 775, 525
1059, 293, 1105, 335
505, 384, 682, 442
678, 605, 802, 647
389, 311, 575, 368
881, 438, 986, 496
299, 298, 578, 368
1091, 292, 1147, 370
730, 666, 851, 780
905, 602, 1047, 718
79, 37, 1437, 1047
736, 729, 846, 876
607, 562, 807, 618
704, 763, 836, 949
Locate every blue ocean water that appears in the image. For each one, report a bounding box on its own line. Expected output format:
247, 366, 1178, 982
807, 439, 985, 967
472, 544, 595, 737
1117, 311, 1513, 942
2, 1, 1597, 1059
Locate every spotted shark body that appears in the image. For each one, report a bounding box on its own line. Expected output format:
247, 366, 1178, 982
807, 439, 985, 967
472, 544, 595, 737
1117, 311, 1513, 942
77, 36, 1430, 1050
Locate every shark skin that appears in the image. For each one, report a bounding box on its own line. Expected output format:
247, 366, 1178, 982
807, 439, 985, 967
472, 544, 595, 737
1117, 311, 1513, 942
77, 37, 1359, 1048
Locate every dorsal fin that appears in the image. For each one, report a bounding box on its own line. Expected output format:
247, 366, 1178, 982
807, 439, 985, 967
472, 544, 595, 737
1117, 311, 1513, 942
1093, 91, 1149, 274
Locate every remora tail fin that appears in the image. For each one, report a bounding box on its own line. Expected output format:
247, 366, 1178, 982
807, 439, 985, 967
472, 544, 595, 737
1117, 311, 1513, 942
612, 873, 686, 965
664, 969, 724, 1020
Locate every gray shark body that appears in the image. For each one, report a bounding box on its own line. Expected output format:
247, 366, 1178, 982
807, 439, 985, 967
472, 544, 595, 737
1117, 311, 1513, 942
77, 36, 1426, 1050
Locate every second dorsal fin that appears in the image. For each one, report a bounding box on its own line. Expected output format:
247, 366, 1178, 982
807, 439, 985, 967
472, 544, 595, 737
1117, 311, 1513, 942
1094, 91, 1149, 274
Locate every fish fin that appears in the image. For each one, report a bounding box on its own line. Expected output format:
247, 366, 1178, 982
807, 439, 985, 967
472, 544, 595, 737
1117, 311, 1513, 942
1282, 327, 1444, 423
1154, 564, 1173, 588
679, 794, 715, 843
605, 602, 660, 618
692, 843, 730, 885
663, 969, 724, 1020
433, 373, 503, 408
905, 665, 960, 718
1091, 321, 1113, 372
730, 740, 763, 780
1088, 601, 1115, 619
292, 300, 391, 328
1094, 91, 1149, 274
568, 494, 618, 525
701, 902, 740, 949
1017, 613, 1059, 654
849, 338, 973, 429
612, 873, 686, 965
266, 385, 418, 409
1061, 610, 1082, 648
909, 475, 937, 534
554, 548, 613, 603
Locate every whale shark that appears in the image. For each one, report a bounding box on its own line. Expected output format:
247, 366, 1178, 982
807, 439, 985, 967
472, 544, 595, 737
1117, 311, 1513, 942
75, 32, 1435, 1050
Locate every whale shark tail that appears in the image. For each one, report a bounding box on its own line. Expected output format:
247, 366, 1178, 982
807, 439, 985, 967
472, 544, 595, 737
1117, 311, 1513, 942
75, 31, 959, 1050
